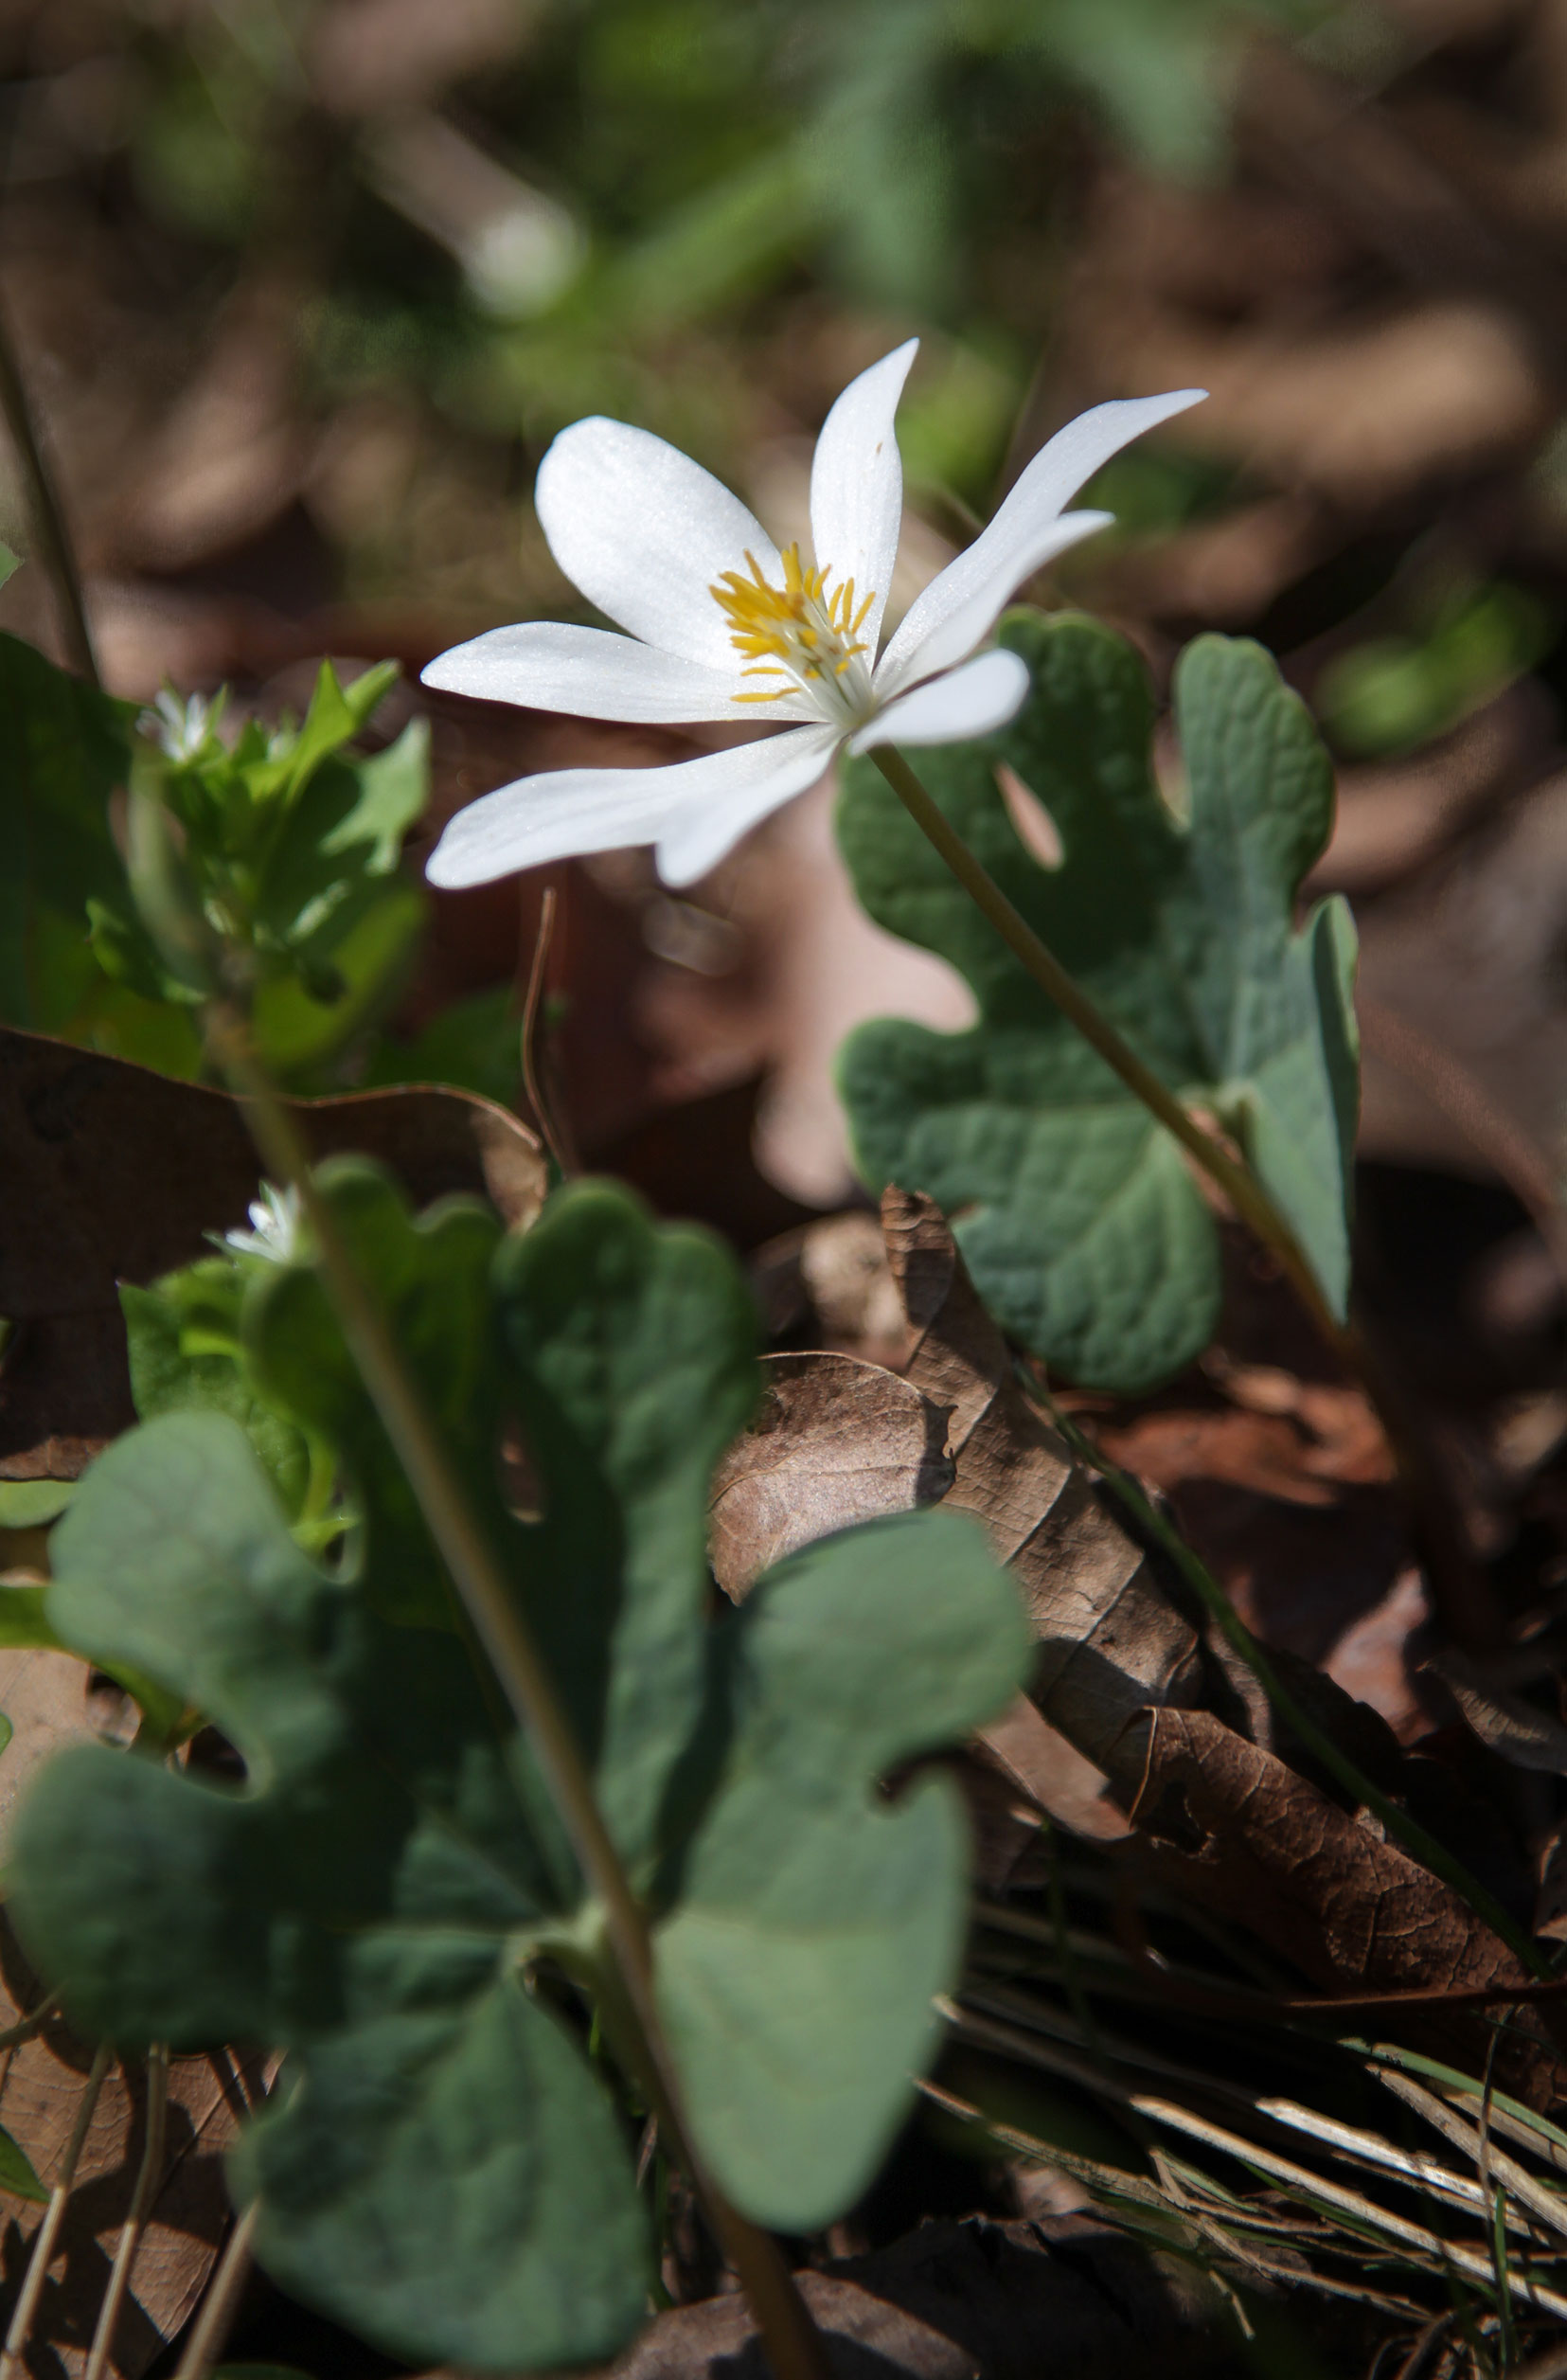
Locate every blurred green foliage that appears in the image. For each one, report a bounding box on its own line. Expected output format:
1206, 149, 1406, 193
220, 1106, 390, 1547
1315, 581, 1556, 760
100, 0, 1328, 538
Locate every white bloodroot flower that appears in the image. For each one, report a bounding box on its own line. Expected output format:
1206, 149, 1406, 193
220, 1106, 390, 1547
422, 343, 1204, 889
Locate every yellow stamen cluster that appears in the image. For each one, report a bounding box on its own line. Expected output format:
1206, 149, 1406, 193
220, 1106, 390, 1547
710, 544, 875, 706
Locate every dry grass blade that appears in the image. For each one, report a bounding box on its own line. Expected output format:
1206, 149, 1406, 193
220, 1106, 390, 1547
84, 2045, 170, 2380
1248, 2099, 1517, 2228
1373, 2069, 1567, 2249
0, 2043, 113, 2380
1129, 2095, 1567, 2317
169, 2201, 258, 2380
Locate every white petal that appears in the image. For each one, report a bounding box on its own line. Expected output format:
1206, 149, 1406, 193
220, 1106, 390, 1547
536, 419, 781, 673
420, 622, 804, 724
425, 726, 839, 890
848, 648, 1031, 754
878, 386, 1207, 691
654, 728, 839, 886
809, 338, 917, 664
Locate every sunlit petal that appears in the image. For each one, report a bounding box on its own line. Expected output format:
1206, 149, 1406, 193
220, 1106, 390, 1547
537, 418, 782, 672
426, 725, 839, 890
809, 338, 918, 666
420, 622, 804, 724
877, 387, 1206, 691
849, 648, 1030, 754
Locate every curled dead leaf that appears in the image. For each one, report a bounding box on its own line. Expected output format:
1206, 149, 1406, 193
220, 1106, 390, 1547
883, 1190, 1206, 1794
708, 1352, 953, 1600
1126, 1704, 1565, 2102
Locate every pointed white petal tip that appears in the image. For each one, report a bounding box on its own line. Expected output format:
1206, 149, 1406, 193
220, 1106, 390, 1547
850, 647, 1031, 755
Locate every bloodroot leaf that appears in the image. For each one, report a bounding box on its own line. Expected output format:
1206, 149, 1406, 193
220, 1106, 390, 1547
836, 611, 1360, 1393
7, 1408, 648, 2371
7, 1170, 1029, 2371
659, 1509, 1032, 2229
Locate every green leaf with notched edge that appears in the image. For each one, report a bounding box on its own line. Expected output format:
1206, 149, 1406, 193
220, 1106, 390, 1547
657, 1510, 1029, 2228
7, 1168, 1028, 2369
836, 611, 1359, 1393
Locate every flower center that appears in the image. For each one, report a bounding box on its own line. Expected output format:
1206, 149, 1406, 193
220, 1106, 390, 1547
710, 544, 875, 723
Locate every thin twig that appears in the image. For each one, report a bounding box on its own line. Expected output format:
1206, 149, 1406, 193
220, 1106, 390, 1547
171, 2199, 258, 2380
0, 296, 97, 687
84, 2043, 169, 2380
518, 884, 577, 1176
0, 2042, 113, 2380
201, 1003, 829, 2380
0, 1997, 59, 2058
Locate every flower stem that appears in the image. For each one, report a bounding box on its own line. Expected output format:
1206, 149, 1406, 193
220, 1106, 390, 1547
202, 1002, 830, 2380
868, 742, 1500, 1650
0, 295, 98, 689
868, 742, 1343, 1346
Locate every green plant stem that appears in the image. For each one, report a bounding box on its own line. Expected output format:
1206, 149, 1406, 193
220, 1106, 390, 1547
203, 1001, 830, 2380
1040, 1390, 1552, 1983
869, 742, 1501, 1654
868, 743, 1343, 1342
0, 295, 98, 689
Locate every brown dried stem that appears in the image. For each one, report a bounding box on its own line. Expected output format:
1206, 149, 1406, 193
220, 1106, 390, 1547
84, 2043, 170, 2380
0, 2042, 113, 2380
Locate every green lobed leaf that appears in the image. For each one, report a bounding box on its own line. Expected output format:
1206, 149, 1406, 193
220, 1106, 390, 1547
8, 1168, 1028, 2368
836, 611, 1360, 1392
658, 1509, 1030, 2228
0, 635, 130, 1032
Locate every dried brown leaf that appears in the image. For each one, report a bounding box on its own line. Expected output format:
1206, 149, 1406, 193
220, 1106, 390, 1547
0, 1027, 545, 1479
708, 1351, 953, 1600
1126, 1705, 1564, 2097
883, 1190, 1206, 1794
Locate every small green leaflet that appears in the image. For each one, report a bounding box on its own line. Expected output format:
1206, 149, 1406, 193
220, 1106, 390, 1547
836, 610, 1359, 1393
0, 2113, 46, 2205
9, 1169, 1028, 2372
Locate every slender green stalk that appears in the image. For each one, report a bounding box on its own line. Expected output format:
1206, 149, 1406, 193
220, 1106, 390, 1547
869, 741, 1500, 1653
202, 1003, 829, 2380
867, 743, 1344, 1346
0, 296, 98, 688
1040, 1390, 1552, 1982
